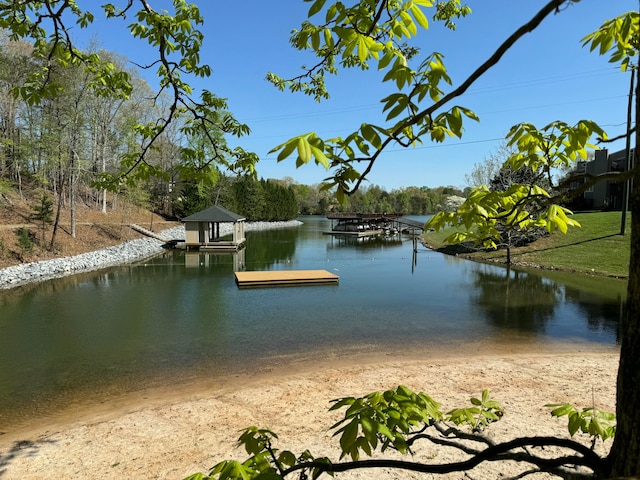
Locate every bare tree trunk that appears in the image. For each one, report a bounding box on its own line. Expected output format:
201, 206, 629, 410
70, 148, 76, 238
50, 168, 66, 250
101, 141, 107, 214
608, 64, 640, 478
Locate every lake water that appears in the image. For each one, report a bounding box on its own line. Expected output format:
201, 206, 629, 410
0, 215, 625, 429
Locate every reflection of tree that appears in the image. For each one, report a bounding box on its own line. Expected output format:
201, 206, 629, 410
470, 266, 560, 334
564, 287, 622, 343
244, 228, 298, 269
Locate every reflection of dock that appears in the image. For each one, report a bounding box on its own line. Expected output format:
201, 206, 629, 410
328, 234, 403, 249
185, 249, 245, 271
324, 229, 384, 237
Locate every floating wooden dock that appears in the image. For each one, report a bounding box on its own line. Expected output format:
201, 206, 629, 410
235, 270, 339, 288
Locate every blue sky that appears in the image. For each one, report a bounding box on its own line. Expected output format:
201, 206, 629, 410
78, 1, 636, 190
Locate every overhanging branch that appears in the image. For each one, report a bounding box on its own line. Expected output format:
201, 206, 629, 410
349, 0, 576, 194
283, 436, 605, 477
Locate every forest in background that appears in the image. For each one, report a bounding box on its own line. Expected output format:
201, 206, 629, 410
0, 32, 467, 231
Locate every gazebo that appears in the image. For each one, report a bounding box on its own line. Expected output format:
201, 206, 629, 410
181, 205, 246, 251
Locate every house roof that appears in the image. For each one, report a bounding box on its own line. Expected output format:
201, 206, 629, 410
181, 205, 246, 223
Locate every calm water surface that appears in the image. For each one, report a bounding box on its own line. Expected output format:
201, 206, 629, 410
0, 216, 626, 428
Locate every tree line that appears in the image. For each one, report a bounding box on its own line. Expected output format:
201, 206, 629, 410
292, 180, 466, 215
173, 174, 468, 220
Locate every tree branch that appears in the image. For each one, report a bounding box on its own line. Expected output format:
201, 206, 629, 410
348, 0, 575, 193
598, 125, 637, 144
284, 436, 605, 477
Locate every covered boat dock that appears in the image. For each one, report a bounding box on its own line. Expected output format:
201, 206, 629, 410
325, 213, 424, 236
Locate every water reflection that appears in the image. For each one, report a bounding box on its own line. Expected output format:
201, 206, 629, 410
327, 234, 403, 250
244, 227, 298, 269
470, 266, 560, 334
564, 287, 622, 342
0, 216, 625, 429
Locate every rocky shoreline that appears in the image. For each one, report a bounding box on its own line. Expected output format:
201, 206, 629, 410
0, 220, 302, 290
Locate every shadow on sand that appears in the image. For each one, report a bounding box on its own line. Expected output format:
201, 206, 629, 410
0, 437, 57, 478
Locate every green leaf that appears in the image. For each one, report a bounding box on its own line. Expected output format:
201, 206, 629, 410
310, 144, 329, 168
297, 136, 312, 164
273, 139, 297, 162
568, 411, 582, 437
361, 123, 382, 149
277, 450, 297, 468
339, 418, 359, 456
307, 0, 326, 17
410, 4, 429, 30
183, 474, 205, 480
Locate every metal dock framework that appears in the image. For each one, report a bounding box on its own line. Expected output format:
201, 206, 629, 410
325, 213, 424, 236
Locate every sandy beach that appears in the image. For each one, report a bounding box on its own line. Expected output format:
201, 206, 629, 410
0, 347, 619, 480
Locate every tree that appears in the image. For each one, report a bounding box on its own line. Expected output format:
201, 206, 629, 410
15, 227, 33, 259
465, 141, 517, 189
232, 175, 265, 222
261, 179, 299, 221
30, 192, 53, 248
0, 1, 258, 189
447, 158, 552, 264
0, 34, 34, 189
84, 49, 133, 213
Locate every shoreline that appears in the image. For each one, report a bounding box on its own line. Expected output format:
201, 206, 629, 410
0, 348, 619, 479
1, 338, 617, 435
0, 220, 303, 290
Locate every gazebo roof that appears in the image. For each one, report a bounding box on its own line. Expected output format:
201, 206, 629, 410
181, 205, 246, 223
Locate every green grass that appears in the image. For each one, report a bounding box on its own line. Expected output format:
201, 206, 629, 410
423, 211, 631, 279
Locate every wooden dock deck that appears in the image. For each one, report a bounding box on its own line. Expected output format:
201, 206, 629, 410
235, 270, 339, 288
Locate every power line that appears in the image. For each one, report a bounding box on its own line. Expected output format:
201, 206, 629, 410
242, 67, 621, 123
259, 137, 505, 161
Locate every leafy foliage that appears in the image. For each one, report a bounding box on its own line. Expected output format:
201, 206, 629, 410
424, 120, 607, 258
15, 227, 33, 256
0, 0, 257, 190
547, 403, 617, 443
266, 0, 481, 198
267, 1, 589, 199
30, 193, 54, 248
201, 426, 331, 480
187, 386, 614, 479
329, 385, 444, 459
581, 11, 639, 71
447, 389, 504, 432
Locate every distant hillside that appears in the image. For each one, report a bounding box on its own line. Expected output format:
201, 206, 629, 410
0, 179, 179, 269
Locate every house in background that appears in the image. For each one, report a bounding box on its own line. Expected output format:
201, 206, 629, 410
181, 205, 246, 251
568, 148, 633, 211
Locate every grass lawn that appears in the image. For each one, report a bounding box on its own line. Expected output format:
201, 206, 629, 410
423, 211, 631, 279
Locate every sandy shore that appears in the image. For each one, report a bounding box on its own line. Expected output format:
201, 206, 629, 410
0, 349, 619, 480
